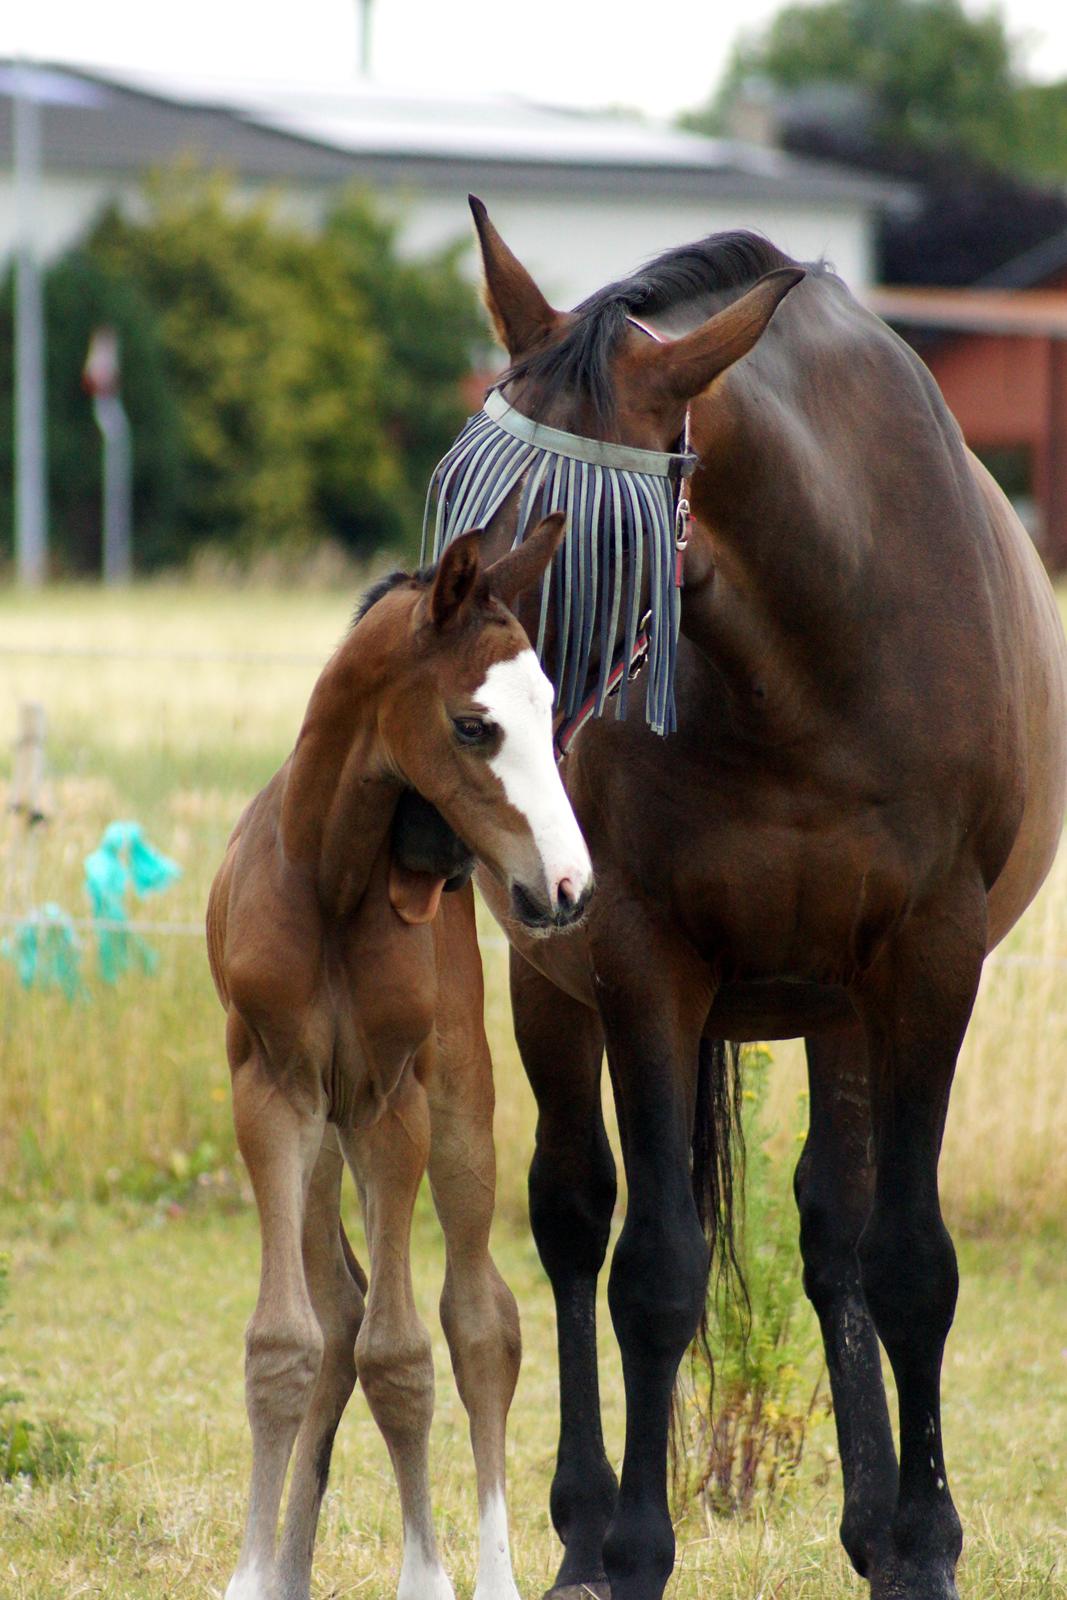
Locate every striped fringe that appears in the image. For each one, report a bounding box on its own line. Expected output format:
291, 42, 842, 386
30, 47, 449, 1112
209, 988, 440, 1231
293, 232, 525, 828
423, 407, 682, 737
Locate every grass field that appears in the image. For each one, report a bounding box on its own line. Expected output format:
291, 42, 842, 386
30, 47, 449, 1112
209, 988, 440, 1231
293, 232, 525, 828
1, 581, 1066, 1598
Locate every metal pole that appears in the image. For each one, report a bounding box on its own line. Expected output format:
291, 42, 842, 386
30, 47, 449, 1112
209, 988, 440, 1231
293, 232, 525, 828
92, 394, 133, 584
12, 63, 48, 586
356, 0, 373, 76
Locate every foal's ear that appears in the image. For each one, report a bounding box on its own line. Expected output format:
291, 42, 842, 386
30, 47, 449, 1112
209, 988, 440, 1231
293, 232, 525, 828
429, 530, 484, 630
469, 195, 563, 360
639, 267, 805, 405
485, 513, 566, 609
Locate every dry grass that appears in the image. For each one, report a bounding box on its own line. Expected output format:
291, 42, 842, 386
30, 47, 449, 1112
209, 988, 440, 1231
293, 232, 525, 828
0, 581, 1065, 1229
0, 580, 1064, 1599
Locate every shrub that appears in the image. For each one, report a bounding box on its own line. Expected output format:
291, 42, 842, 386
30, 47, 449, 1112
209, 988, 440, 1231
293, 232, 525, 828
680, 1048, 826, 1516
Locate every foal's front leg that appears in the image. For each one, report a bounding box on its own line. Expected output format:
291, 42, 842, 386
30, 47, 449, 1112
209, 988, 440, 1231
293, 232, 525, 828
275, 1127, 367, 1600
342, 1065, 455, 1600
227, 1050, 326, 1600
428, 904, 523, 1600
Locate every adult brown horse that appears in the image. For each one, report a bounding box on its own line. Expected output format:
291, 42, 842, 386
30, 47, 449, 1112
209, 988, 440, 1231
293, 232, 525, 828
206, 515, 592, 1600
427, 201, 1067, 1600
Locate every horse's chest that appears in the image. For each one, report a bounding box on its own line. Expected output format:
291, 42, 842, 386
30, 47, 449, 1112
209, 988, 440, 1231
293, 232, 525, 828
319, 920, 438, 1129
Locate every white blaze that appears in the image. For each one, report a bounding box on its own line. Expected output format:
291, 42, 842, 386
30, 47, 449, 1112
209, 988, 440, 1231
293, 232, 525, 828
476, 650, 592, 906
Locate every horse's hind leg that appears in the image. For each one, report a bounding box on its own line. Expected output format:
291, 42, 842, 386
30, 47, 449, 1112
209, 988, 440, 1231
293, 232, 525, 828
227, 1051, 325, 1600
427, 988, 521, 1600
855, 889, 985, 1600
275, 1127, 366, 1600
341, 1067, 455, 1600
511, 951, 616, 1599
797, 1023, 897, 1576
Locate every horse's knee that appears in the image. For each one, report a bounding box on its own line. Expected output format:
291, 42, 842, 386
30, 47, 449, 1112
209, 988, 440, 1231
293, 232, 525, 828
529, 1131, 616, 1279
796, 1181, 868, 1319
441, 1263, 521, 1409
244, 1309, 324, 1425
858, 1210, 958, 1357
356, 1319, 435, 1439
608, 1204, 708, 1358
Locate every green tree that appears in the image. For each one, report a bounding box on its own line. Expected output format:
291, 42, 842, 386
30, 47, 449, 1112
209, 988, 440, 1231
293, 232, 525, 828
0, 253, 183, 573
88, 169, 398, 559
86, 170, 481, 562
688, 0, 1030, 174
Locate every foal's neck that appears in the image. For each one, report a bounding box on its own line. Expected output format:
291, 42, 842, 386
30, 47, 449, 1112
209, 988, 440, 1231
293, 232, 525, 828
280, 646, 399, 920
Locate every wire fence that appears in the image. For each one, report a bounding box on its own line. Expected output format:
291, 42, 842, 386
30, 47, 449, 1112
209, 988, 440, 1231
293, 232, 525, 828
3, 641, 1065, 974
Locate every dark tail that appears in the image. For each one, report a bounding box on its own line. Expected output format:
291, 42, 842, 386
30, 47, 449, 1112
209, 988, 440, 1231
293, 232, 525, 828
670, 1037, 748, 1497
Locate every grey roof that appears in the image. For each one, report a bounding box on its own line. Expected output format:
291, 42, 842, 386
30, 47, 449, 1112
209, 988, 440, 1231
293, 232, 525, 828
0, 59, 903, 207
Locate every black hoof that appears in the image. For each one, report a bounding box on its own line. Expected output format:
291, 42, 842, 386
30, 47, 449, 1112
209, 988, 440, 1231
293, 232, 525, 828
869, 1558, 959, 1600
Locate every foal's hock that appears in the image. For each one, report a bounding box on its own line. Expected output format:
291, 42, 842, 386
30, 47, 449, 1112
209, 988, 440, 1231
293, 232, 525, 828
206, 514, 591, 1600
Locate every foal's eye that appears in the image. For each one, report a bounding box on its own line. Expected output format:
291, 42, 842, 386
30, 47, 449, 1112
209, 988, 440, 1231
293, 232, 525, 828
452, 716, 493, 747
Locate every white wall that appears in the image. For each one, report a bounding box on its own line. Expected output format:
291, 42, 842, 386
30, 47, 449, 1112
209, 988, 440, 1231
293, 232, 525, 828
0, 170, 875, 305
395, 188, 875, 305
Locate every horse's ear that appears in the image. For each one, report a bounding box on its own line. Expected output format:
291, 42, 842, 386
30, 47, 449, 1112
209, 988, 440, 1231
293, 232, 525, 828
639, 267, 805, 405
485, 513, 566, 609
469, 195, 563, 360
429, 530, 483, 630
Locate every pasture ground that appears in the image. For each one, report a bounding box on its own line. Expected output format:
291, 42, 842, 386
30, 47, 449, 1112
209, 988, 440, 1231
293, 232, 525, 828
2, 582, 1066, 1598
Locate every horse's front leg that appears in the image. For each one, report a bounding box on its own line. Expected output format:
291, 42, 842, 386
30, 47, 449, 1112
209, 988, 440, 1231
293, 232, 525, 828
341, 1065, 455, 1600
592, 910, 717, 1600
797, 1024, 898, 1575
512, 951, 617, 1600
227, 1043, 326, 1600
854, 885, 986, 1600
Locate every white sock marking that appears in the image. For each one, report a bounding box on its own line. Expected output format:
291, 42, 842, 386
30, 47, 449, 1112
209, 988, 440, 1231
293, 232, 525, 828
397, 1533, 455, 1600
474, 1487, 521, 1600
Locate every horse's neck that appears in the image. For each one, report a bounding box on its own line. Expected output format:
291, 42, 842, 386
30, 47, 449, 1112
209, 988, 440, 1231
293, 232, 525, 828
280, 657, 398, 920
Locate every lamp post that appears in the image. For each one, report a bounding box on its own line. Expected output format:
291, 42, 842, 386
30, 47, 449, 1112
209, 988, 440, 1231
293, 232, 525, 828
12, 61, 48, 586
83, 327, 133, 585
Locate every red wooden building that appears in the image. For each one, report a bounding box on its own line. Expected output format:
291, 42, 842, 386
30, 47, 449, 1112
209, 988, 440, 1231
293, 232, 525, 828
869, 247, 1067, 570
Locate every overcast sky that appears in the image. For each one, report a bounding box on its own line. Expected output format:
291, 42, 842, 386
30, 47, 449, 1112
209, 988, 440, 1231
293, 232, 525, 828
3, 0, 1067, 119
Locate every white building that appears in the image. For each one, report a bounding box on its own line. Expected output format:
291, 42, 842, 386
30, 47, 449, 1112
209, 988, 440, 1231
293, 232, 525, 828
1, 60, 899, 307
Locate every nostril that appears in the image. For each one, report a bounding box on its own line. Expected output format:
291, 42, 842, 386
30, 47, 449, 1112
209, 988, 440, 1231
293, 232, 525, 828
557, 876, 577, 908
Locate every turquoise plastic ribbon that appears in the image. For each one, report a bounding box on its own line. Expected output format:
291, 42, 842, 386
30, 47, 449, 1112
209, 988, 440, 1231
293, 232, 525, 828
83, 822, 181, 984
0, 903, 84, 1000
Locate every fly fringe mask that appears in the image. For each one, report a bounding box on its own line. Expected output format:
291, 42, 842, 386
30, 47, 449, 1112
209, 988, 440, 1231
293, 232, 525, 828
423, 389, 697, 739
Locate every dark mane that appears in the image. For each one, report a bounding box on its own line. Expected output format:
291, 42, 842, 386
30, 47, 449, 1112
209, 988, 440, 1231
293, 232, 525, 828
500, 230, 799, 428
352, 562, 435, 628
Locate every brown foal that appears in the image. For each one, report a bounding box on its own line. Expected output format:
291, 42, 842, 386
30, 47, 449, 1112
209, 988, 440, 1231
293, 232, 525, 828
206, 515, 592, 1600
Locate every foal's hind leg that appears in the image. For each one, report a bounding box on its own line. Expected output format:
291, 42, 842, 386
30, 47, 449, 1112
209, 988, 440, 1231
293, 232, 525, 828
275, 1127, 366, 1600
341, 1066, 455, 1600
855, 889, 985, 1600
227, 1052, 325, 1600
428, 931, 522, 1600
511, 951, 616, 1599
797, 1023, 897, 1576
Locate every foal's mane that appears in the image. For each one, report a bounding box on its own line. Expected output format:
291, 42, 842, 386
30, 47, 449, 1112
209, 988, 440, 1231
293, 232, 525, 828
351, 565, 433, 629
501, 230, 799, 429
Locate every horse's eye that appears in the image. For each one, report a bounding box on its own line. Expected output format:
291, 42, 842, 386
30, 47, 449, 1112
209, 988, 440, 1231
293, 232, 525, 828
453, 716, 493, 747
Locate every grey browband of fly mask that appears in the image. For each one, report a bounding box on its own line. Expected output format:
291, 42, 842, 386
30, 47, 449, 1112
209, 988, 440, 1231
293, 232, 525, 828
422, 386, 696, 740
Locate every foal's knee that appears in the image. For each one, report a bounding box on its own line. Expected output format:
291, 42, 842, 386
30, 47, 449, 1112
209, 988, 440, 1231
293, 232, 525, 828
795, 1180, 868, 1320
245, 1309, 324, 1426
356, 1319, 435, 1440
441, 1263, 521, 1408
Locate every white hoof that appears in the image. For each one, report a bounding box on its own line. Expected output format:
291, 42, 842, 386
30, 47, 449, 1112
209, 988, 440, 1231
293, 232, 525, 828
225, 1566, 275, 1600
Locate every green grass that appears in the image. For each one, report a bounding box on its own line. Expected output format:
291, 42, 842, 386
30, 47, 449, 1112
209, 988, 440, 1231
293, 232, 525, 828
0, 1199, 1063, 1599
0, 580, 1065, 1595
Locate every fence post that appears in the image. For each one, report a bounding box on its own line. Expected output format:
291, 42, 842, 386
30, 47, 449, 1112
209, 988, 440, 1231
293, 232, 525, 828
3, 701, 48, 914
